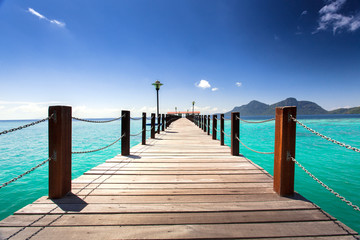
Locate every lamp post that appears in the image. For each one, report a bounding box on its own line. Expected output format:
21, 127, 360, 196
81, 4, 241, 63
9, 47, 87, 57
152, 80, 163, 118
175, 107, 177, 115
192, 101, 195, 115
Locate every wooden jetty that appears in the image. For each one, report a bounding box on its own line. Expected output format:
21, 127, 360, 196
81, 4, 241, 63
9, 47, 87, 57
0, 117, 358, 239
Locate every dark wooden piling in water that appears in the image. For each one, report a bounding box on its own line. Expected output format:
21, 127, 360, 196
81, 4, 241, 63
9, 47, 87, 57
273, 107, 297, 196
212, 115, 217, 140
142, 112, 146, 145
48, 106, 72, 199
121, 110, 130, 156
151, 113, 155, 139
220, 114, 224, 146
231, 112, 240, 156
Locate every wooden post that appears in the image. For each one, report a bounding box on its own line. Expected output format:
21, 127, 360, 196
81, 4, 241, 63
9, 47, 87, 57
273, 107, 297, 196
161, 114, 165, 131
204, 115, 207, 132
231, 112, 240, 156
220, 114, 224, 145
207, 115, 210, 135
142, 112, 146, 145
199, 115, 202, 129
121, 110, 130, 156
151, 113, 155, 139
212, 115, 217, 140
157, 115, 161, 134
49, 106, 72, 199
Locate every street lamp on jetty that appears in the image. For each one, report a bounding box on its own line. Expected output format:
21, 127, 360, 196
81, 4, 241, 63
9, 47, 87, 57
152, 80, 163, 118
192, 101, 195, 115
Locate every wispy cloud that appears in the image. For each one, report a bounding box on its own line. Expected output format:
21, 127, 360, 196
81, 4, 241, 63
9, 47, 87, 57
196, 79, 211, 89
235, 82, 242, 87
301, 10, 308, 16
211, 87, 218, 91
314, 0, 360, 34
274, 34, 280, 41
28, 8, 65, 27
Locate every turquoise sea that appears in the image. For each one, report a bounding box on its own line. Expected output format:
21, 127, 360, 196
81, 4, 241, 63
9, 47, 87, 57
0, 115, 359, 233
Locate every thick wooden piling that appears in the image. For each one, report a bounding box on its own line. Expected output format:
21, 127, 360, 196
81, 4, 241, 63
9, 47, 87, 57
157, 114, 161, 134
220, 114, 224, 146
273, 107, 297, 196
142, 112, 146, 145
162, 114, 165, 131
231, 112, 240, 156
48, 106, 72, 199
151, 113, 155, 139
204, 115, 207, 133
207, 115, 210, 135
212, 115, 217, 140
121, 110, 130, 156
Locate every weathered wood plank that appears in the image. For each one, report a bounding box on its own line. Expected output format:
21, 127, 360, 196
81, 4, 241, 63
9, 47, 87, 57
0, 222, 356, 240
0, 210, 334, 227
16, 200, 318, 214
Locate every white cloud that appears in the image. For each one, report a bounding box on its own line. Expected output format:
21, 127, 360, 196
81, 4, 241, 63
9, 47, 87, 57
211, 87, 218, 91
314, 0, 360, 34
301, 10, 308, 16
28, 8, 46, 19
235, 82, 242, 87
196, 79, 211, 89
28, 8, 65, 27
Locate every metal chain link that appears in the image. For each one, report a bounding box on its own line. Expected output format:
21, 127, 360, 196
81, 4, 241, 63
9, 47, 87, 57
236, 116, 275, 124
72, 115, 123, 123
130, 117, 142, 121
290, 115, 360, 153
291, 157, 360, 212
222, 130, 230, 137
235, 136, 274, 155
0, 157, 52, 190
0, 115, 53, 136
130, 129, 144, 137
72, 134, 125, 154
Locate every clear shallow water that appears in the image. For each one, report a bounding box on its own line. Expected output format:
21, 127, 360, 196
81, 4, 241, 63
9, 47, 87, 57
0, 118, 147, 221
1, 115, 360, 233
218, 114, 360, 233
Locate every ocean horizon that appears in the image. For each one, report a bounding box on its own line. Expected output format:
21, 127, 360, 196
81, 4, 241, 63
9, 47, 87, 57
0, 114, 359, 233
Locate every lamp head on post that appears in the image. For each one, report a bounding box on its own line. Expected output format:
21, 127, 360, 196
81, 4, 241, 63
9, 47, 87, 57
152, 80, 163, 90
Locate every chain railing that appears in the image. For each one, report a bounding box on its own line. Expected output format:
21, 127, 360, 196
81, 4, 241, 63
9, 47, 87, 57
0, 115, 53, 136
290, 115, 360, 153
72, 134, 125, 154
291, 156, 360, 212
130, 117, 142, 120
0, 157, 52, 190
130, 130, 144, 137
235, 136, 274, 155
236, 116, 275, 124
222, 130, 230, 138
72, 115, 123, 124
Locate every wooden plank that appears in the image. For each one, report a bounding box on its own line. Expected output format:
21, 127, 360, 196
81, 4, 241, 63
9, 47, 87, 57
71, 182, 274, 189
16, 201, 318, 214
72, 187, 275, 196
0, 209, 335, 227
33, 193, 299, 204
0, 222, 356, 240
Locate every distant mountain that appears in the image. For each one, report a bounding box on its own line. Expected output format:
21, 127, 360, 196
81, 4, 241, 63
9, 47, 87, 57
328, 107, 360, 114
223, 98, 359, 116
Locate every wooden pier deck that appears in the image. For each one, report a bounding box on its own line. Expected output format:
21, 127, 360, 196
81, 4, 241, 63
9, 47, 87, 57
0, 118, 358, 239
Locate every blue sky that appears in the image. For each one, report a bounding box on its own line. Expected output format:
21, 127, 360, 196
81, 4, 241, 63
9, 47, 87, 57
1, 0, 360, 119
